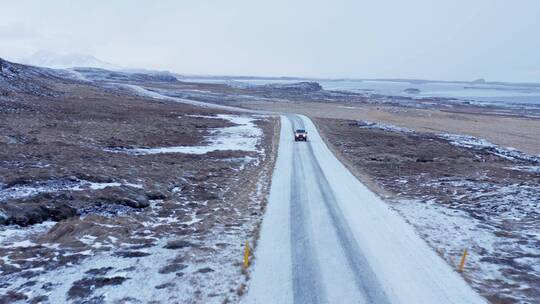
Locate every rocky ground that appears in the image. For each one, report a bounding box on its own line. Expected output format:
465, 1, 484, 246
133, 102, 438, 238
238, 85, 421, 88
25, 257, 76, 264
0, 59, 278, 303
315, 118, 540, 304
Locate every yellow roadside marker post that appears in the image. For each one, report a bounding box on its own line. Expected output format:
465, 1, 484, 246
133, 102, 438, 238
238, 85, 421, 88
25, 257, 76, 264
458, 249, 468, 272
244, 241, 250, 269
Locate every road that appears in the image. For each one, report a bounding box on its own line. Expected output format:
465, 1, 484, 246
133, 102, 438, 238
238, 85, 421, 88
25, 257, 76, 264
244, 115, 486, 304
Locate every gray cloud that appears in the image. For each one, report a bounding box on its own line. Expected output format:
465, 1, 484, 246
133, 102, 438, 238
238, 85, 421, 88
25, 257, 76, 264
0, 24, 41, 40
0, 0, 539, 82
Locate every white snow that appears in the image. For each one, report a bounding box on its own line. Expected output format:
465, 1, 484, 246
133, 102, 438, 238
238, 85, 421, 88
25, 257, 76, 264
0, 221, 56, 247
438, 133, 540, 162
356, 120, 414, 133
391, 199, 500, 274
439, 133, 496, 149
244, 117, 294, 304
505, 165, 540, 173
116, 84, 253, 112
0, 180, 126, 202
9, 239, 37, 248
108, 114, 263, 155
79, 235, 98, 245
79, 182, 121, 190
19, 50, 119, 70
122, 182, 144, 189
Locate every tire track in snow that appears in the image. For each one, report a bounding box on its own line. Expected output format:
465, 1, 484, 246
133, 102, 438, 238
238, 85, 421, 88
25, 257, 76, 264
289, 114, 389, 303
290, 140, 327, 304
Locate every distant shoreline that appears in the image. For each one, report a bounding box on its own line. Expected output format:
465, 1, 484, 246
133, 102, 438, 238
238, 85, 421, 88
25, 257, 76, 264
180, 77, 540, 109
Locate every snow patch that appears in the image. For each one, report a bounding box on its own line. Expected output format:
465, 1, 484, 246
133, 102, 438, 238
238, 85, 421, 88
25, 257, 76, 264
439, 133, 540, 162
505, 165, 540, 173
0, 179, 127, 202
356, 120, 414, 133
115, 84, 251, 112
107, 114, 262, 155
0, 221, 56, 246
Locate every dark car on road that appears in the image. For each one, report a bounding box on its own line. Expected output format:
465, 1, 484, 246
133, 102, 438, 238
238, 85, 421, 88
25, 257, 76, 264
294, 129, 307, 141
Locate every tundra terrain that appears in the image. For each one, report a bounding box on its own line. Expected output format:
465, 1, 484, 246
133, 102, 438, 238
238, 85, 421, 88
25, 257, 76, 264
120, 74, 539, 303
1, 57, 539, 303
0, 58, 278, 303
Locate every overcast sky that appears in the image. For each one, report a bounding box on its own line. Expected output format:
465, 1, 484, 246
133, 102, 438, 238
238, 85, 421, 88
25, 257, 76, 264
1, 0, 539, 81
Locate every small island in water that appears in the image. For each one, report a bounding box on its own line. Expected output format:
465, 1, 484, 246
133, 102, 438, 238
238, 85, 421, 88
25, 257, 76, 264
403, 88, 421, 94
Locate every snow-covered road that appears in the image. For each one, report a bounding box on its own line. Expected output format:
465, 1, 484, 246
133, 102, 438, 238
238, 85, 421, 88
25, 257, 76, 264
244, 115, 486, 304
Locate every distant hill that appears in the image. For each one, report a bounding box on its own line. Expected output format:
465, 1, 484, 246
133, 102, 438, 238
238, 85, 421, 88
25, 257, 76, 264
0, 57, 80, 97
472, 78, 486, 84
19, 50, 119, 70
71, 67, 178, 83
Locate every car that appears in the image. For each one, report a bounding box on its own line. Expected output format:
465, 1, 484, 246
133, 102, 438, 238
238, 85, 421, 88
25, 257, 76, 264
294, 129, 307, 141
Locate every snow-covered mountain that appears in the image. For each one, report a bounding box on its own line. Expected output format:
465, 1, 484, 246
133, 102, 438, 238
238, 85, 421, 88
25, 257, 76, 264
19, 50, 119, 70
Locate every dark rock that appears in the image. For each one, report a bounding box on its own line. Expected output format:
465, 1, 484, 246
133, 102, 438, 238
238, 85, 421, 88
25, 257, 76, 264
113, 251, 151, 258
197, 267, 214, 273
85, 267, 114, 276
68, 276, 128, 300
146, 191, 167, 200
119, 266, 136, 272
155, 282, 175, 289
403, 88, 421, 94
158, 263, 187, 274
75, 173, 114, 184
0, 291, 28, 303
97, 187, 149, 209
45, 202, 78, 221
5, 177, 34, 187
164, 240, 192, 250
41, 282, 56, 291
30, 295, 49, 304
20, 281, 38, 288
119, 197, 149, 208
0, 201, 77, 226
